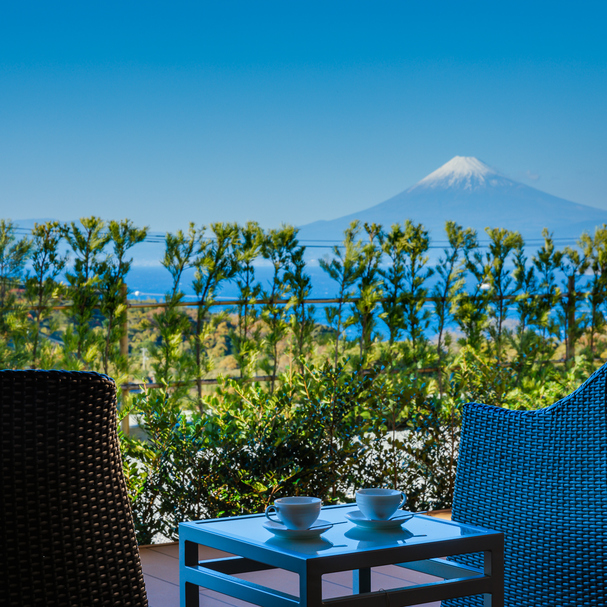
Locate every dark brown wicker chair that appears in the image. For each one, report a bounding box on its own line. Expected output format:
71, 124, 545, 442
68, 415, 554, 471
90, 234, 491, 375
0, 370, 148, 606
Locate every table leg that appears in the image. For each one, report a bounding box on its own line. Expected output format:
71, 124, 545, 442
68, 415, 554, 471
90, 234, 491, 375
353, 567, 371, 594
484, 547, 504, 607
300, 567, 323, 607
181, 540, 200, 607
184, 582, 199, 607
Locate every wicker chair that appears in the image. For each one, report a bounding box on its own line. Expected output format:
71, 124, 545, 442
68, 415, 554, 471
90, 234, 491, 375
0, 370, 148, 607
445, 363, 607, 606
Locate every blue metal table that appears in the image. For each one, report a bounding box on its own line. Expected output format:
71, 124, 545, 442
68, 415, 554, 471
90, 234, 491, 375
179, 504, 504, 607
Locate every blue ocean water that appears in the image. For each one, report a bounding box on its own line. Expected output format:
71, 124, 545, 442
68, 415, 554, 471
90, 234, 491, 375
126, 263, 438, 339
127, 263, 339, 301
126, 262, 589, 341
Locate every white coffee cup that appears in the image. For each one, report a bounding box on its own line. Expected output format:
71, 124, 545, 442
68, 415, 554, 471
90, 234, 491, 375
264, 496, 322, 530
356, 488, 406, 521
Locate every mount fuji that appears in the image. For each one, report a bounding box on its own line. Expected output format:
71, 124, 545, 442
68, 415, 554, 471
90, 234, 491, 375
297, 156, 607, 245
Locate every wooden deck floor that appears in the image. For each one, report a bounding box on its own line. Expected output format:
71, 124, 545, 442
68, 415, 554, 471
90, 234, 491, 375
140, 511, 451, 607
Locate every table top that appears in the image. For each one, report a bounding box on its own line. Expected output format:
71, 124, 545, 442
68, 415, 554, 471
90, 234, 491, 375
180, 503, 501, 563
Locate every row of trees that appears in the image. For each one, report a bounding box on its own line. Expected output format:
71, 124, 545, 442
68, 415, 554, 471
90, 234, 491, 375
0, 217, 147, 375
2, 216, 607, 391
2, 215, 606, 541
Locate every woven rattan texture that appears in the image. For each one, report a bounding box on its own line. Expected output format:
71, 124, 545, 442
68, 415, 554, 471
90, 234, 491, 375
0, 370, 148, 606
444, 363, 607, 606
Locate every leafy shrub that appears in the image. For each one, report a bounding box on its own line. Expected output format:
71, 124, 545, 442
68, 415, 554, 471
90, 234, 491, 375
120, 361, 462, 542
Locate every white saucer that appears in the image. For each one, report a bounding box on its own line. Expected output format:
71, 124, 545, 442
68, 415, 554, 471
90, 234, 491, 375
345, 510, 414, 530
263, 519, 333, 539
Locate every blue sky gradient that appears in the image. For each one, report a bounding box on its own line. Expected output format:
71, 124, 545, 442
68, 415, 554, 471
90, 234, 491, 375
1, 1, 606, 232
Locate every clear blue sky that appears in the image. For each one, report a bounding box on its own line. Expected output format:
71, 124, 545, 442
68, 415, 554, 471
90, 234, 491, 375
1, 1, 606, 233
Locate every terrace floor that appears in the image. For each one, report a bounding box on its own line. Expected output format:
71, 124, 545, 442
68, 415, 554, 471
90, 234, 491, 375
140, 510, 452, 607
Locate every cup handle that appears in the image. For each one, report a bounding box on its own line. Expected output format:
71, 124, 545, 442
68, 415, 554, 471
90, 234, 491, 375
398, 492, 406, 509
265, 505, 279, 522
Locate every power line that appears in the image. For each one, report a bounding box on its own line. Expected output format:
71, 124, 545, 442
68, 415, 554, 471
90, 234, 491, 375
8, 224, 585, 249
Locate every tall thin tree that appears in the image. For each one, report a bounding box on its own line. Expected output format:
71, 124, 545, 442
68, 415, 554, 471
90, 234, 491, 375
231, 221, 263, 378
25, 221, 67, 368
98, 219, 148, 375
319, 221, 363, 367
62, 216, 110, 368
431, 221, 476, 392
0, 220, 31, 366
259, 225, 300, 392
191, 222, 237, 410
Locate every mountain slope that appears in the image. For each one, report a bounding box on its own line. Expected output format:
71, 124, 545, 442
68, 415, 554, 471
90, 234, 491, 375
298, 156, 607, 244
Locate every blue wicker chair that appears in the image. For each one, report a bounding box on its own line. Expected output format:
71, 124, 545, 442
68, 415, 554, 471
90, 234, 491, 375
444, 363, 607, 606
0, 370, 148, 606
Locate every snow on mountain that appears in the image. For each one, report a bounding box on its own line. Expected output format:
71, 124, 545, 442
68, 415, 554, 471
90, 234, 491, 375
297, 156, 607, 247
411, 156, 511, 191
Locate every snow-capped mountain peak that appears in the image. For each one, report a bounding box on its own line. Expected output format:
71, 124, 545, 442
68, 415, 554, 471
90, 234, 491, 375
411, 156, 508, 191
297, 154, 607, 246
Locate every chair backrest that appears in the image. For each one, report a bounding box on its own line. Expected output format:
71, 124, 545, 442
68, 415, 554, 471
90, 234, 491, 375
445, 363, 607, 606
0, 370, 148, 607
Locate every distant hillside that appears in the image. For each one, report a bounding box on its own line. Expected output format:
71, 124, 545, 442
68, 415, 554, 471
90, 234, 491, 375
12, 157, 607, 267
297, 156, 607, 246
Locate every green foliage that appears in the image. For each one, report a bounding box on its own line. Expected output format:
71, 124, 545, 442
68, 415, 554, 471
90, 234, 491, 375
230, 221, 263, 378
558, 245, 589, 362
483, 227, 524, 362
24, 221, 67, 368
0, 219, 31, 314
353, 372, 459, 510
285, 244, 316, 370
3, 215, 607, 546
452, 231, 489, 350
99, 220, 148, 375
120, 385, 215, 544
351, 223, 384, 366
286, 360, 378, 502
149, 224, 198, 390
191, 222, 238, 409
121, 361, 462, 542
62, 216, 110, 368
379, 224, 409, 347
319, 221, 363, 366
259, 225, 300, 391
579, 225, 607, 357
529, 229, 562, 357
0, 220, 31, 366
452, 345, 516, 407
431, 221, 476, 392
398, 220, 434, 367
